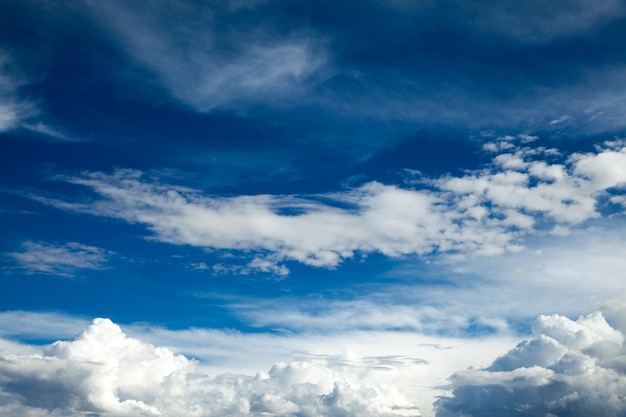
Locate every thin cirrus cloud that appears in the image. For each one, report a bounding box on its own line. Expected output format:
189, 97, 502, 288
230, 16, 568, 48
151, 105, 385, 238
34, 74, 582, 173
0, 51, 80, 142
0, 52, 34, 133
6, 241, 110, 277
85, 0, 329, 112
33, 138, 626, 274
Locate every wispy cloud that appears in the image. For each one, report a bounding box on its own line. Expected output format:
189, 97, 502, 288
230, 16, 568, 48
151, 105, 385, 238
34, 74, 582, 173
6, 241, 110, 277
86, 1, 329, 112
32, 138, 626, 274
0, 51, 79, 142
209, 227, 626, 341
0, 52, 35, 133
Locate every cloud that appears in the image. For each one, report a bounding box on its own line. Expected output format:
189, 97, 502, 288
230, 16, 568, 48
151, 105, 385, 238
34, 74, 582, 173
85, 1, 329, 112
435, 312, 626, 417
6, 241, 110, 277
0, 52, 35, 133
461, 0, 626, 42
3, 312, 623, 417
32, 138, 626, 274
215, 227, 626, 336
0, 317, 436, 417
0, 311, 91, 345
0, 51, 79, 141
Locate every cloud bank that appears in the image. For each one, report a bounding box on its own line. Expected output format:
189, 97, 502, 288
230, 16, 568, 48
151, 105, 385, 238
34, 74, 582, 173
35, 138, 626, 273
0, 318, 426, 417
435, 312, 626, 417
0, 312, 624, 417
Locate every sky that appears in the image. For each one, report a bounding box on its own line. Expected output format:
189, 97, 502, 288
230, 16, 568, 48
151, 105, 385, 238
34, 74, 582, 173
1, 1, 626, 416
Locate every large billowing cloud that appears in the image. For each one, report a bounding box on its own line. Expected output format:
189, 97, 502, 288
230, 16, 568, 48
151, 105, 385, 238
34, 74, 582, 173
33, 138, 626, 274
435, 312, 626, 417
1, 312, 625, 417
0, 318, 426, 417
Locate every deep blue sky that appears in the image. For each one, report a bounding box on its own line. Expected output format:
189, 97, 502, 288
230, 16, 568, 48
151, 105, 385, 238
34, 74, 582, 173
2, 1, 626, 416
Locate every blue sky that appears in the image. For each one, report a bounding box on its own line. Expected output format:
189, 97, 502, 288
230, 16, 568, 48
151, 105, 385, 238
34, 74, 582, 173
2, 1, 626, 416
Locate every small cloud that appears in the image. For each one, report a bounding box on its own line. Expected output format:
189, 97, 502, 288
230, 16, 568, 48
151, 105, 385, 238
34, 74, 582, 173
21, 122, 82, 142
549, 115, 572, 125
6, 241, 111, 277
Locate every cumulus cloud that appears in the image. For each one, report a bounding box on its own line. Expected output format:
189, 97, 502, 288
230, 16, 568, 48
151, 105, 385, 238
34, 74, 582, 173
31, 139, 626, 274
6, 241, 110, 277
435, 312, 626, 417
0, 318, 428, 417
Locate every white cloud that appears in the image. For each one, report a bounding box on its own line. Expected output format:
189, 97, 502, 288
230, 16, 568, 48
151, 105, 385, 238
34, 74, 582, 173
6, 241, 110, 277
4, 311, 623, 417
33, 139, 626, 274
435, 312, 626, 417
0, 317, 512, 417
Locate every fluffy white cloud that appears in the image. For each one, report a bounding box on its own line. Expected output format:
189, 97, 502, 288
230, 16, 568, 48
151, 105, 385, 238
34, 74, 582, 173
435, 312, 626, 417
34, 139, 626, 274
0, 318, 435, 417
6, 241, 110, 277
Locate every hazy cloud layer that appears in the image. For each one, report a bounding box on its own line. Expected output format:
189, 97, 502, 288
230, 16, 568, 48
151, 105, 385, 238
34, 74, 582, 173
35, 139, 626, 273
435, 312, 626, 417
6, 241, 110, 277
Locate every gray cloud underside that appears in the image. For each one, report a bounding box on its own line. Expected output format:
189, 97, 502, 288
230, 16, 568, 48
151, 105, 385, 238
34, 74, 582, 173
435, 312, 626, 417
35, 138, 626, 273
0, 311, 624, 417
0, 317, 426, 417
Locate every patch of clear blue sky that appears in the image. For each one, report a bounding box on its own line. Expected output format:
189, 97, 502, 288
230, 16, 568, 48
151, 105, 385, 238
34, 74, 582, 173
2, 0, 626, 339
